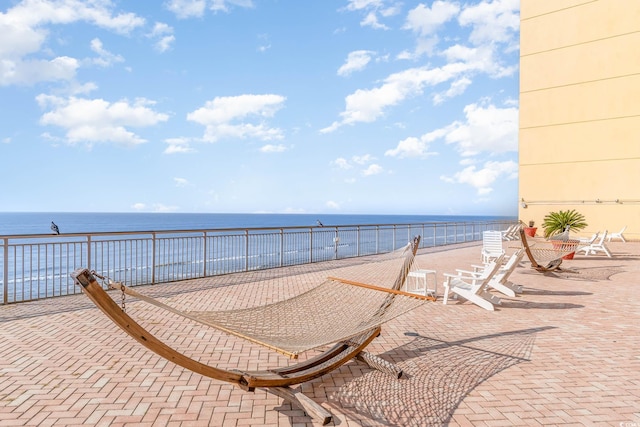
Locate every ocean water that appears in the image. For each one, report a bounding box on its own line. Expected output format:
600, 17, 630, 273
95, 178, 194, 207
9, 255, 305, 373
0, 212, 515, 236
0, 212, 517, 303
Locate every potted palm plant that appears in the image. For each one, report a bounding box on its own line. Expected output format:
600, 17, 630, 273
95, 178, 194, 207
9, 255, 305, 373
542, 209, 588, 259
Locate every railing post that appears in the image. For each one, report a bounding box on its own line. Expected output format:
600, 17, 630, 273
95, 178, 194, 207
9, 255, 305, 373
309, 228, 313, 263
279, 229, 284, 267
333, 228, 339, 260
202, 232, 207, 278
357, 226, 360, 257
151, 232, 156, 284
244, 230, 249, 272
3, 238, 8, 305
87, 235, 92, 272
393, 225, 397, 250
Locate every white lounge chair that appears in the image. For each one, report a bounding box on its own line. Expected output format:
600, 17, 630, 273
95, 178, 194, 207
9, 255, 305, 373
481, 230, 505, 264
456, 250, 525, 298
501, 224, 521, 241
579, 232, 599, 245
607, 226, 627, 243
443, 255, 504, 311
576, 230, 612, 258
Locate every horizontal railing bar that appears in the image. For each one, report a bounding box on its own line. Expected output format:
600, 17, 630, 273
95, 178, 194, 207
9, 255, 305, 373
0, 220, 510, 239
0, 220, 516, 305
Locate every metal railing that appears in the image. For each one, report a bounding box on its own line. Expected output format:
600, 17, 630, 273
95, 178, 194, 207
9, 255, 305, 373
1, 219, 515, 304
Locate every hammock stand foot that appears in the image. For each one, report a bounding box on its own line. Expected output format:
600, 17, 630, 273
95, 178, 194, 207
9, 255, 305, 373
265, 386, 333, 425
357, 350, 403, 378
264, 349, 403, 425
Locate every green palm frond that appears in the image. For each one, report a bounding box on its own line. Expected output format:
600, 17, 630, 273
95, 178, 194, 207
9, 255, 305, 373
541, 209, 588, 239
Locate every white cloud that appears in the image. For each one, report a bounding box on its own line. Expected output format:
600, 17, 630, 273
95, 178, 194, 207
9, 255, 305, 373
440, 160, 517, 194
432, 76, 472, 105
441, 43, 517, 78
260, 144, 286, 153
37, 95, 169, 147
257, 33, 271, 52
89, 38, 124, 67
0, 0, 145, 86
333, 157, 352, 169
362, 164, 383, 176
344, 0, 384, 11
458, 0, 519, 46
387, 100, 517, 158
352, 154, 374, 165
384, 130, 443, 158
148, 22, 175, 52
326, 200, 340, 210
343, 0, 393, 30
361, 11, 389, 30
174, 177, 189, 187
0, 56, 79, 86
397, 36, 440, 60
164, 137, 195, 154
152, 203, 179, 212
321, 63, 469, 133
131, 202, 178, 212
166, 0, 253, 18
337, 50, 375, 77
444, 101, 518, 156
187, 94, 286, 142
403, 1, 460, 37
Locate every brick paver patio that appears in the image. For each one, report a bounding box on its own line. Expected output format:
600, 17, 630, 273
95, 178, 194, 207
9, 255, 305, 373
1, 240, 639, 426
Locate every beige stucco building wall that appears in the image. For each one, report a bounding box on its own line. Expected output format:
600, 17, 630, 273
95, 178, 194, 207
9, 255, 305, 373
519, 0, 640, 240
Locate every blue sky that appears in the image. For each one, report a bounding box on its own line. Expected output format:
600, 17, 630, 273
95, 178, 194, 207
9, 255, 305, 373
0, 0, 520, 216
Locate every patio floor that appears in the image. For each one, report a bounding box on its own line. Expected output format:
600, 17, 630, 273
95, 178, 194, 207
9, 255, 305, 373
1, 240, 639, 426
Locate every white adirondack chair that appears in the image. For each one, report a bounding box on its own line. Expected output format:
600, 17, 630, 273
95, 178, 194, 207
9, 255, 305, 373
457, 250, 525, 298
443, 255, 504, 311
481, 230, 505, 264
576, 230, 612, 257
607, 226, 627, 242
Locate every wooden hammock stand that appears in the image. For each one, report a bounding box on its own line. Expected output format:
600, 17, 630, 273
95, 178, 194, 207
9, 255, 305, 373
71, 236, 434, 425
519, 227, 574, 272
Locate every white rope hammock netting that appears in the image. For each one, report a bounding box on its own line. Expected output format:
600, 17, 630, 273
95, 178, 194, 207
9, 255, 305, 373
109, 240, 430, 358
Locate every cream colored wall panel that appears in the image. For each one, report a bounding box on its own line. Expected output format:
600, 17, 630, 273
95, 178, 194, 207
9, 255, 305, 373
519, 74, 640, 128
519, 0, 640, 241
521, 0, 595, 20
521, 33, 640, 92
521, 0, 640, 56
519, 159, 639, 208
519, 117, 640, 164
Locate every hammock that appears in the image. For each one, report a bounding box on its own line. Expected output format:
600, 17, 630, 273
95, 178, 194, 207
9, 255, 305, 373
519, 228, 581, 272
72, 236, 433, 424
115, 274, 427, 358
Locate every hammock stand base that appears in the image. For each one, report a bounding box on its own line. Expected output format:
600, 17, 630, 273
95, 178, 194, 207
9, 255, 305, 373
71, 268, 406, 425
519, 228, 565, 272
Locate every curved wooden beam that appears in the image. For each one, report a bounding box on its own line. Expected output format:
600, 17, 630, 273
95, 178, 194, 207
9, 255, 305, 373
519, 228, 563, 272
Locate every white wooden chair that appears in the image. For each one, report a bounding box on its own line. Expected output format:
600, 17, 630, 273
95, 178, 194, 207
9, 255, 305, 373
607, 226, 627, 242
456, 250, 525, 298
481, 230, 505, 264
576, 230, 612, 257
443, 254, 504, 311
579, 232, 599, 245
501, 224, 520, 241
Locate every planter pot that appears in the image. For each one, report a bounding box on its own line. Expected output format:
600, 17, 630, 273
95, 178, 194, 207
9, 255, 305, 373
552, 240, 579, 260
524, 227, 537, 237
